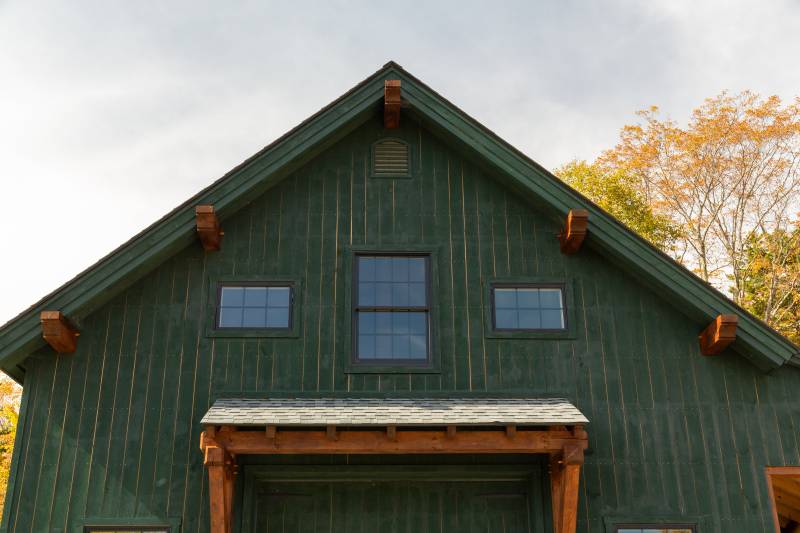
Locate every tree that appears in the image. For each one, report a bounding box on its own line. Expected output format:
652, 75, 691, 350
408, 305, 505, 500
740, 228, 800, 344
0, 376, 20, 517
599, 91, 800, 308
555, 160, 680, 250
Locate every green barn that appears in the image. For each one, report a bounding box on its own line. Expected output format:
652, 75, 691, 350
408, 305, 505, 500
1, 62, 799, 533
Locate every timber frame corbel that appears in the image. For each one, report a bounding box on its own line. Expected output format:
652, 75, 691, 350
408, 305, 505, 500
699, 314, 738, 355
558, 209, 589, 254
199, 422, 588, 533
384, 79, 401, 129
196, 205, 224, 251
40, 311, 79, 353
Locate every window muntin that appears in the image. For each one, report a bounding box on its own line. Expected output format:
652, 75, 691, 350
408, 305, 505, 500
491, 285, 566, 331
354, 255, 430, 362
216, 284, 292, 329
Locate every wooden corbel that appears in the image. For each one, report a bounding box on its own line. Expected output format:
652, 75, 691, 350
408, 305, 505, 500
326, 425, 338, 441
549, 441, 584, 533
558, 209, 589, 254
40, 311, 79, 353
699, 314, 738, 355
196, 205, 223, 252
384, 80, 401, 129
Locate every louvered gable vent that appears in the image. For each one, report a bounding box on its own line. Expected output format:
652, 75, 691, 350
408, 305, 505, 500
372, 139, 410, 177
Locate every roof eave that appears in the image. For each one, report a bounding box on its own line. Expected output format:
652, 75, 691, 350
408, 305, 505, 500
0, 64, 397, 382
393, 68, 798, 370
0, 61, 796, 379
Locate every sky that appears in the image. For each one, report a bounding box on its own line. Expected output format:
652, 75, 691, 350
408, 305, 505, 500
1, 0, 800, 325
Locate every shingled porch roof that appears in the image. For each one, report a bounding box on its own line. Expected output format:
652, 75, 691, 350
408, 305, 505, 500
200, 397, 589, 427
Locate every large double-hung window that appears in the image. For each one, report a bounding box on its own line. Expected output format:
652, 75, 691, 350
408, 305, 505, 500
353, 254, 431, 364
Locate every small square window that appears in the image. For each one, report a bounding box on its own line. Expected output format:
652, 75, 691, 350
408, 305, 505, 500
217, 284, 293, 329
491, 285, 566, 331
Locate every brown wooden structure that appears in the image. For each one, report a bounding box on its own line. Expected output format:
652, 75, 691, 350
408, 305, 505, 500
558, 209, 588, 254
201, 424, 589, 533
39, 311, 78, 353
766, 467, 800, 532
196, 204, 223, 251
384, 79, 401, 129
699, 314, 738, 355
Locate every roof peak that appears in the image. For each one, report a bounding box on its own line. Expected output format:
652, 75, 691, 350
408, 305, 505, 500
382, 60, 404, 70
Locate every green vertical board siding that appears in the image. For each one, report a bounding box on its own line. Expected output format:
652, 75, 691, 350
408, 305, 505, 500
3, 113, 800, 533
254, 479, 534, 532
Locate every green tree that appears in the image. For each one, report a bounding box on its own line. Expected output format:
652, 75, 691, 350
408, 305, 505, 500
740, 228, 800, 344
555, 160, 680, 250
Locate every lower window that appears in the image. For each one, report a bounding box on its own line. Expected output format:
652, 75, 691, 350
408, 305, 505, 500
615, 526, 695, 533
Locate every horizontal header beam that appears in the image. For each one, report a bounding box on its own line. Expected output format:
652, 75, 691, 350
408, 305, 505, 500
201, 425, 588, 455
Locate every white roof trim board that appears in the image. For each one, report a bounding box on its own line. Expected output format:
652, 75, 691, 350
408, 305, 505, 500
201, 398, 589, 427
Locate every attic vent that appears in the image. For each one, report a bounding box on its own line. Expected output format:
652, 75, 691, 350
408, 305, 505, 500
372, 139, 410, 177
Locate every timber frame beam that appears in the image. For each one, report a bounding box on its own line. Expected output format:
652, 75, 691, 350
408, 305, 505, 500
558, 209, 589, 254
199, 423, 588, 533
699, 314, 738, 355
196, 205, 224, 251
384, 79, 401, 129
40, 311, 79, 353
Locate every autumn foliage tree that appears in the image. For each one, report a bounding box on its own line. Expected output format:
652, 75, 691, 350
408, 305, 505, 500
0, 376, 20, 517
593, 92, 800, 336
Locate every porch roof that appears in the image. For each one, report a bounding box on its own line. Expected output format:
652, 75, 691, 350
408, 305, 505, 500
201, 397, 589, 427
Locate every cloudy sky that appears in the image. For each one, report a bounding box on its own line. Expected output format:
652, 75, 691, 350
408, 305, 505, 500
1, 0, 799, 324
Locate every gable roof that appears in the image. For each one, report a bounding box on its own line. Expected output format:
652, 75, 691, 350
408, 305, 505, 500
1, 61, 797, 382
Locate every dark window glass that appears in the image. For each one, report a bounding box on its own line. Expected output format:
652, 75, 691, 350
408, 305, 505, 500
217, 285, 292, 329
354, 255, 430, 362
492, 286, 565, 330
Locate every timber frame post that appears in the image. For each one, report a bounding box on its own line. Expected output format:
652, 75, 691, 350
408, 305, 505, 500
549, 427, 586, 533
202, 428, 236, 533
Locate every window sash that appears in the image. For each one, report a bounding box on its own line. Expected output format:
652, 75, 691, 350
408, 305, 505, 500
490, 283, 567, 332
215, 282, 294, 330
353, 254, 431, 363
